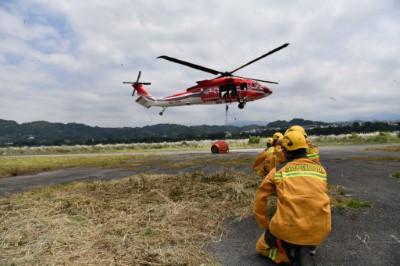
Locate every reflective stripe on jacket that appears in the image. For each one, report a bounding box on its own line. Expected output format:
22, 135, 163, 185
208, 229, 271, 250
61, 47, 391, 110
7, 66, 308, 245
253, 156, 331, 245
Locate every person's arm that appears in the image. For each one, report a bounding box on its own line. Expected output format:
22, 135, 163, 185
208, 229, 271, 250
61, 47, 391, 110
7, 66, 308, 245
251, 150, 267, 170
253, 169, 276, 228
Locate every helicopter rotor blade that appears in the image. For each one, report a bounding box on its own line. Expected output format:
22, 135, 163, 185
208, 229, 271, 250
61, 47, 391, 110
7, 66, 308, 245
123, 70, 151, 86
228, 43, 289, 75
122, 82, 151, 85
157, 55, 222, 76
232, 75, 278, 84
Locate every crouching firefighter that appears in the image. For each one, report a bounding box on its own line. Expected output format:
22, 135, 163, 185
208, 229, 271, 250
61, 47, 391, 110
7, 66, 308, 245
253, 130, 331, 264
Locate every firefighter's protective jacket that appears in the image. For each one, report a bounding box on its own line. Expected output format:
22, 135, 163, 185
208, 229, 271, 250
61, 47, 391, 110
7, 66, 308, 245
252, 147, 274, 176
264, 146, 275, 173
306, 140, 320, 163
253, 154, 331, 245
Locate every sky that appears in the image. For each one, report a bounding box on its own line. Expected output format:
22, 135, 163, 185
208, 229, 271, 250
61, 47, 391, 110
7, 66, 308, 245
1, 0, 399, 128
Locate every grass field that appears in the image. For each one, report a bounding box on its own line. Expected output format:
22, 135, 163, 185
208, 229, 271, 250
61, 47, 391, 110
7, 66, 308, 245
0, 154, 146, 178
1, 131, 399, 156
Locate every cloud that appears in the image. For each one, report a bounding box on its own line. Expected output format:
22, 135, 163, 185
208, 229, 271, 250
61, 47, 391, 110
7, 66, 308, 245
0, 0, 399, 127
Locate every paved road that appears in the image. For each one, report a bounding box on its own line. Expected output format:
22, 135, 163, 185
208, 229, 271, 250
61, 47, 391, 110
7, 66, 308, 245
1, 144, 399, 265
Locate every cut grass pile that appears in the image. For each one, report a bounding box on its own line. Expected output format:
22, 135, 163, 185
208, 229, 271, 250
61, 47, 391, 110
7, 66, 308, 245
0, 171, 260, 265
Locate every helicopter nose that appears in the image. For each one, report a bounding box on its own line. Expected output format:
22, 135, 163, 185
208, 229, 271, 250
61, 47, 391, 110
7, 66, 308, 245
263, 87, 272, 95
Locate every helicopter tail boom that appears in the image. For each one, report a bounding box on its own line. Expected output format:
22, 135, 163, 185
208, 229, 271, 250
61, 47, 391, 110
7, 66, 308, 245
134, 84, 156, 108
136, 94, 155, 108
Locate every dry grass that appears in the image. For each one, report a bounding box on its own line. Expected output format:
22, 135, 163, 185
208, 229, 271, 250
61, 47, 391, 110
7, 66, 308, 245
0, 154, 148, 178
0, 170, 260, 265
364, 145, 400, 152
349, 156, 400, 162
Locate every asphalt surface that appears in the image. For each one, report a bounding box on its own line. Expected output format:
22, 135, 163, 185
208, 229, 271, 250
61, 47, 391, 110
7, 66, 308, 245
1, 144, 399, 265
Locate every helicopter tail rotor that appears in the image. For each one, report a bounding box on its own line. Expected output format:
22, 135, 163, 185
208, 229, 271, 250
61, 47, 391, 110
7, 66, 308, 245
123, 71, 151, 96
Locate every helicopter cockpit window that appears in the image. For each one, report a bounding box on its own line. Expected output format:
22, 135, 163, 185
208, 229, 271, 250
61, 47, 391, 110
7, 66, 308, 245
251, 81, 260, 88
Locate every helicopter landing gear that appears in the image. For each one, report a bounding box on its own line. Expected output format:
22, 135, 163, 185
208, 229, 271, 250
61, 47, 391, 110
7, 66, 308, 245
159, 107, 167, 115
238, 98, 246, 109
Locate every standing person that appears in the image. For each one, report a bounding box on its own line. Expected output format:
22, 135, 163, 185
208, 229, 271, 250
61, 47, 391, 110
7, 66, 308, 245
252, 137, 274, 177
253, 130, 331, 264
286, 125, 320, 163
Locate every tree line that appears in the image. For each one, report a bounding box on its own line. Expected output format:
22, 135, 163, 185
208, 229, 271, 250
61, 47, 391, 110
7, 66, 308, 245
0, 118, 398, 147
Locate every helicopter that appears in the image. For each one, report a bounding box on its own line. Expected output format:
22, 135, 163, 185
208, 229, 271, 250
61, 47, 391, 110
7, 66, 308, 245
123, 43, 289, 115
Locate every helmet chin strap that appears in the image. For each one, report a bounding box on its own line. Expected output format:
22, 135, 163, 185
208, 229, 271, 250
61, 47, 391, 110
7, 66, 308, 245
282, 147, 290, 160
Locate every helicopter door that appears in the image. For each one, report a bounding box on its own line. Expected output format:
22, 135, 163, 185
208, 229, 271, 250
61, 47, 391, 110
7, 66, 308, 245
220, 84, 237, 98
200, 87, 219, 101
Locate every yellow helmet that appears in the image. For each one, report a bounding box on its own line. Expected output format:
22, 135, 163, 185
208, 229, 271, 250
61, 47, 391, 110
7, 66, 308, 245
272, 132, 283, 141
265, 137, 273, 145
282, 131, 309, 151
287, 125, 307, 137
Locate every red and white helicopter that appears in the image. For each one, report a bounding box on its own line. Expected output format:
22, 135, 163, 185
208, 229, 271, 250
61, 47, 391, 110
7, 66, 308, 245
123, 43, 289, 115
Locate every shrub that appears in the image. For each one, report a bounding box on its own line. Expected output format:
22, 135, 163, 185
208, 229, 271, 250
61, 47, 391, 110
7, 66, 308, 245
248, 136, 261, 145
349, 132, 359, 139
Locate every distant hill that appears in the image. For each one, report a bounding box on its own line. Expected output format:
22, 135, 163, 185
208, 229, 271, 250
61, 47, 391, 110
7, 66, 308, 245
226, 120, 267, 127
0, 119, 261, 146
266, 118, 330, 129
1, 118, 398, 147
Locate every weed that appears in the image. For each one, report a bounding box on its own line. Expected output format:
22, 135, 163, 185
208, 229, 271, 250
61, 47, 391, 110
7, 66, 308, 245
346, 199, 372, 208
329, 184, 348, 195
391, 171, 400, 179
331, 196, 371, 210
